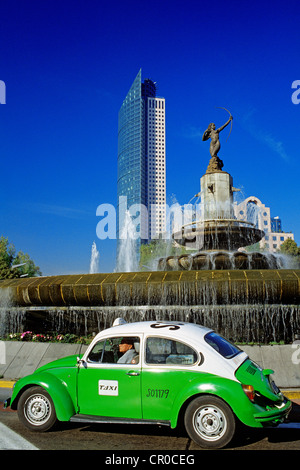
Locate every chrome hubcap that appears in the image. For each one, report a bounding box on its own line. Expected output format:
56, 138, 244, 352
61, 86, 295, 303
194, 405, 227, 441
25, 394, 51, 426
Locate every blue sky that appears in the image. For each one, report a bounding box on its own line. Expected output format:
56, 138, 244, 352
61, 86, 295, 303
0, 0, 299, 275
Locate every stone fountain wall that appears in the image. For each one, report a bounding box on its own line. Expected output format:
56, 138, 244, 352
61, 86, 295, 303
0, 271, 299, 307
1, 270, 299, 343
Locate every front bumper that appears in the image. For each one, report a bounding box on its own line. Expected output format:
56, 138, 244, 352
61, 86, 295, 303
4, 397, 11, 409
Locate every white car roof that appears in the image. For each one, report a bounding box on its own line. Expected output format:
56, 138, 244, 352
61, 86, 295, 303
94, 320, 213, 343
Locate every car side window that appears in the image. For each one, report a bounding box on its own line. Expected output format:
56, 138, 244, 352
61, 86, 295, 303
87, 337, 140, 364
88, 340, 106, 363
146, 337, 198, 365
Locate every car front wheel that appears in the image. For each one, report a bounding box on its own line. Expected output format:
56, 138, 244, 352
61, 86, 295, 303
17, 386, 57, 432
184, 395, 236, 449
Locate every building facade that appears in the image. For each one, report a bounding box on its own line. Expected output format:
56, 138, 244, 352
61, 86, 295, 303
146, 95, 166, 238
117, 70, 166, 260
234, 196, 294, 253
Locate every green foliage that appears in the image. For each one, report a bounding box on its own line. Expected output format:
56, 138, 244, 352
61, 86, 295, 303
244, 242, 261, 253
13, 250, 42, 277
0, 236, 42, 279
279, 238, 300, 257
139, 239, 190, 270
279, 239, 300, 267
0, 237, 16, 279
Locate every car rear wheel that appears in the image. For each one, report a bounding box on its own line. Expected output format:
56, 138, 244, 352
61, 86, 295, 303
184, 395, 236, 449
17, 386, 57, 432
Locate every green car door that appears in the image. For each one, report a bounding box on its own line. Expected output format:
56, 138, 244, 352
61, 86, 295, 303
77, 335, 142, 419
141, 336, 199, 421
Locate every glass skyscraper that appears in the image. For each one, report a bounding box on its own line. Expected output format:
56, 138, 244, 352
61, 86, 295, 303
117, 69, 166, 263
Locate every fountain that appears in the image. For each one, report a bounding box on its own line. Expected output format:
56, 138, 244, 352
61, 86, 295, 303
89, 241, 99, 274
116, 210, 139, 272
0, 112, 299, 343
158, 111, 281, 272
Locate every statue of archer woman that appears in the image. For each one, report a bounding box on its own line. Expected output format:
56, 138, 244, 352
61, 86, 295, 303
202, 114, 233, 158
202, 109, 233, 172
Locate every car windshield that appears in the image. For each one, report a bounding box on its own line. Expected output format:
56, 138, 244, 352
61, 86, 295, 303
204, 331, 242, 359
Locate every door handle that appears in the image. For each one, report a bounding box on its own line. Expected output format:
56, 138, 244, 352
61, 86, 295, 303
126, 371, 140, 376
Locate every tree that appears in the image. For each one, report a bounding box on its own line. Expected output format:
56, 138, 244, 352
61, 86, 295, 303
279, 239, 300, 267
0, 236, 42, 279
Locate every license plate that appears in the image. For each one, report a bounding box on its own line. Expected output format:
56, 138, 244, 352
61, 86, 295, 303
270, 380, 280, 394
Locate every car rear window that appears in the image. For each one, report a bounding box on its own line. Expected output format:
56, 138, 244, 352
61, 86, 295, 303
204, 332, 241, 359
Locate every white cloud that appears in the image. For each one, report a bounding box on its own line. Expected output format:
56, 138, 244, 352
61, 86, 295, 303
27, 203, 92, 219
241, 108, 290, 162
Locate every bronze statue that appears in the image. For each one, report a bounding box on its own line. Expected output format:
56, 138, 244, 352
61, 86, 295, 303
202, 108, 233, 172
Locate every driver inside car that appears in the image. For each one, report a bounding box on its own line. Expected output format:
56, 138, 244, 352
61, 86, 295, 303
117, 338, 139, 364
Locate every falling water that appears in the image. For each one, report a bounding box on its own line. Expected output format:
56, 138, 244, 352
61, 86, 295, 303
0, 288, 12, 337
1, 268, 299, 342
10, 304, 299, 344
116, 210, 139, 272
0, 288, 25, 336
89, 241, 99, 274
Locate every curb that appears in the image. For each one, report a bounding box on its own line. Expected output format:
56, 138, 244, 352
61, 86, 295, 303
282, 390, 300, 400
0, 380, 16, 388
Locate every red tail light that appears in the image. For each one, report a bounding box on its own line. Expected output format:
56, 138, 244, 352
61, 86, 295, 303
242, 384, 255, 402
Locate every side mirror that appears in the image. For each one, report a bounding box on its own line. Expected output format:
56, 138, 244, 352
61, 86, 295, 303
77, 357, 87, 368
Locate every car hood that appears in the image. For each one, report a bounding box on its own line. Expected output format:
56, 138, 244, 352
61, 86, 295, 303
235, 358, 283, 402
34, 354, 80, 374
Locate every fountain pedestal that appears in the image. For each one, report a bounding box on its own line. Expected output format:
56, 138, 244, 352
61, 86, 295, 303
170, 162, 265, 260
200, 171, 234, 222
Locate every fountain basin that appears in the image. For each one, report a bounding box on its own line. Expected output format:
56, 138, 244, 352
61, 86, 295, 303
158, 251, 287, 271
1, 271, 299, 343
172, 220, 265, 251
1, 270, 299, 307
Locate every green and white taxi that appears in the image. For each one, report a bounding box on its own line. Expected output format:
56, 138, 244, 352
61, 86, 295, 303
6, 319, 291, 448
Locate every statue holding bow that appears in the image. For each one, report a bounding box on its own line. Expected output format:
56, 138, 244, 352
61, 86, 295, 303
202, 108, 233, 172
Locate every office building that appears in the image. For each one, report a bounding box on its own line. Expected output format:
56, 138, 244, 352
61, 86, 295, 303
117, 69, 166, 259
234, 196, 294, 253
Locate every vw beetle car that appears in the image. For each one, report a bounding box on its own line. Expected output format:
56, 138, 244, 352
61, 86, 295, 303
6, 319, 291, 449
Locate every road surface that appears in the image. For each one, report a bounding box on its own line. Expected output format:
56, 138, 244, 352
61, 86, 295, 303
1, 387, 300, 451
